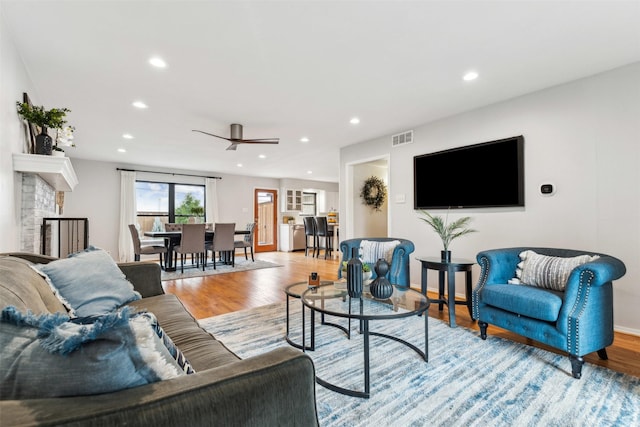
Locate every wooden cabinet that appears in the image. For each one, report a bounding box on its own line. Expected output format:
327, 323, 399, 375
282, 189, 302, 211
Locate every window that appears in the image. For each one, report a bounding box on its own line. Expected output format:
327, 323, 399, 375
135, 181, 206, 232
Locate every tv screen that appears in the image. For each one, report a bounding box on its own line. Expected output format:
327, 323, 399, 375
414, 136, 524, 209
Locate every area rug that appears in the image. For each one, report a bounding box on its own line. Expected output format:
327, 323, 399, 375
199, 302, 640, 427
161, 258, 281, 280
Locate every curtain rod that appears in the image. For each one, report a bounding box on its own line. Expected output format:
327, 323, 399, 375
116, 168, 222, 180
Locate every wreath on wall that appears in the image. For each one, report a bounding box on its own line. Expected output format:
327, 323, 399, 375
360, 176, 387, 211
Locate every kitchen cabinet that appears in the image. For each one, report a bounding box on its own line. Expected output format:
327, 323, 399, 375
279, 224, 306, 252
282, 189, 302, 211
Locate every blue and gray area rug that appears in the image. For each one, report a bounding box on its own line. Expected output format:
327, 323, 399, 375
161, 259, 281, 280
199, 302, 640, 426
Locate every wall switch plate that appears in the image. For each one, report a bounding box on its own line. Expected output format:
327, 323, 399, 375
395, 193, 406, 203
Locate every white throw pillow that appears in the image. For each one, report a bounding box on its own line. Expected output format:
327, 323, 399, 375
359, 240, 400, 264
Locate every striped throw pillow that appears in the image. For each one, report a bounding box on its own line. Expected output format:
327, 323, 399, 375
510, 250, 599, 291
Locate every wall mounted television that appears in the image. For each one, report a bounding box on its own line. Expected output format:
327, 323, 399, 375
413, 135, 524, 209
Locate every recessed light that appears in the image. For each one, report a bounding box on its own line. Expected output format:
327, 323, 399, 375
237, 163, 243, 167
463, 71, 479, 81
132, 101, 148, 109
258, 154, 266, 159
350, 117, 360, 125
122, 133, 134, 139
117, 148, 126, 153
149, 57, 167, 68
300, 137, 309, 143
307, 170, 313, 174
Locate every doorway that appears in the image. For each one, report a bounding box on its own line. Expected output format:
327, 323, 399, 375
254, 189, 278, 252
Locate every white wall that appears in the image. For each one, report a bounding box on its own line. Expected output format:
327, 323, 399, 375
0, 6, 39, 252
340, 63, 640, 333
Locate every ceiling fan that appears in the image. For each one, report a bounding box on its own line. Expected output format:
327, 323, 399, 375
192, 123, 279, 151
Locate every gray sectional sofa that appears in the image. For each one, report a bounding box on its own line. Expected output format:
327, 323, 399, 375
0, 253, 319, 426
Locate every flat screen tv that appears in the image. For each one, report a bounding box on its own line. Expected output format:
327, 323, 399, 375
414, 135, 524, 209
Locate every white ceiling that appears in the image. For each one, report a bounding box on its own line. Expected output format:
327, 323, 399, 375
3, 1, 639, 182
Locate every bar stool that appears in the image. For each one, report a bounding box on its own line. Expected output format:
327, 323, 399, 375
303, 216, 317, 257
314, 216, 333, 259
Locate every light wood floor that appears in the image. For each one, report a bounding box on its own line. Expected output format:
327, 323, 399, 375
161, 251, 640, 378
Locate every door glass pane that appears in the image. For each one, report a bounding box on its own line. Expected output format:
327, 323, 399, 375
257, 191, 274, 246
174, 184, 205, 224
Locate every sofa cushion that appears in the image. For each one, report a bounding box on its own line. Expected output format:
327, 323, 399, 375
0, 306, 185, 399
0, 256, 68, 314
142, 311, 196, 374
127, 294, 240, 371
509, 250, 599, 291
480, 284, 564, 322
359, 239, 400, 264
34, 247, 141, 317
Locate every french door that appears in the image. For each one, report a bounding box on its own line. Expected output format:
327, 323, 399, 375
254, 189, 278, 252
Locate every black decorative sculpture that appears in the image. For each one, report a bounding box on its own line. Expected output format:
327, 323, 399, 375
369, 258, 393, 299
346, 247, 363, 298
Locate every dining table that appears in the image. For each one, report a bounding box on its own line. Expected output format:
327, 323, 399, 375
144, 229, 250, 272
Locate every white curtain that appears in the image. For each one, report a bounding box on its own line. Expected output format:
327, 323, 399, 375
205, 178, 220, 224
118, 170, 137, 262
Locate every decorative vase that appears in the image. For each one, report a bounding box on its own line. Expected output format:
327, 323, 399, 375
346, 247, 363, 298
441, 250, 451, 263
370, 258, 393, 299
35, 126, 53, 155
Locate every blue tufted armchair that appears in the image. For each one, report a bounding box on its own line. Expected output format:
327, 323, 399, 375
338, 238, 415, 287
472, 247, 626, 379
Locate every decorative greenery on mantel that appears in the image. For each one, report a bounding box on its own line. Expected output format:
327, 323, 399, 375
360, 176, 387, 211
16, 102, 70, 129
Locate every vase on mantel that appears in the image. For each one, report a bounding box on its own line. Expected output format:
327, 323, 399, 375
35, 126, 53, 155
441, 250, 451, 263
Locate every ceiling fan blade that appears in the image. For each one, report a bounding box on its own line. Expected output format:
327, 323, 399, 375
226, 143, 238, 151
240, 139, 280, 144
192, 129, 231, 141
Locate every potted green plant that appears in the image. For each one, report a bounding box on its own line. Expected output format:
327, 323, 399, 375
341, 260, 372, 281
16, 102, 70, 155
417, 210, 477, 262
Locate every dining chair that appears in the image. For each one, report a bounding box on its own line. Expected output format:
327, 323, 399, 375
314, 216, 333, 259
128, 224, 167, 268
173, 223, 206, 273
209, 223, 236, 269
164, 223, 183, 232
303, 216, 317, 257
234, 222, 256, 261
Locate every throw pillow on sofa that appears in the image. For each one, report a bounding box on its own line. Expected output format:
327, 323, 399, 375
32, 246, 141, 317
0, 306, 185, 399
509, 250, 599, 291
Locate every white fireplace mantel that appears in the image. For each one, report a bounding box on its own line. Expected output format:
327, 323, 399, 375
13, 153, 78, 191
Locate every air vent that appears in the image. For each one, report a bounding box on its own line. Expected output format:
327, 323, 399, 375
392, 130, 414, 147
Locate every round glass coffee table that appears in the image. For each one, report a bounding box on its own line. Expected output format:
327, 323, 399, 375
301, 284, 429, 398
284, 281, 333, 350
